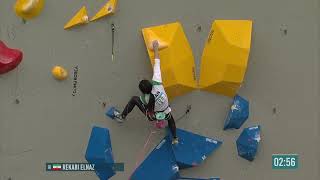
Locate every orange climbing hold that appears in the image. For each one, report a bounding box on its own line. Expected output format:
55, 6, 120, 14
51, 66, 68, 80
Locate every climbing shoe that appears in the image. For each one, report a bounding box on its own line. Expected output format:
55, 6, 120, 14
114, 111, 126, 123
172, 137, 179, 145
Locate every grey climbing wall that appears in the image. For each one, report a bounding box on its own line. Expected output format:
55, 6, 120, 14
0, 0, 319, 180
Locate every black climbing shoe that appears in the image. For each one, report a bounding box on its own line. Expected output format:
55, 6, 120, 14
114, 111, 126, 123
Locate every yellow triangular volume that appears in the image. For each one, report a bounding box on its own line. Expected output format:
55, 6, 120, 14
64, 6, 89, 29
91, 0, 118, 21
142, 22, 197, 100
143, 29, 168, 50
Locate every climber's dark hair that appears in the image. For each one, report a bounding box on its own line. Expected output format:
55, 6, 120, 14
139, 80, 152, 94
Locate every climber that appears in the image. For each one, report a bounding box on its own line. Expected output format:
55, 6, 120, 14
115, 40, 178, 144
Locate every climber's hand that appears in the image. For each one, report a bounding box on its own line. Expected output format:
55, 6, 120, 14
152, 40, 159, 51
146, 111, 156, 121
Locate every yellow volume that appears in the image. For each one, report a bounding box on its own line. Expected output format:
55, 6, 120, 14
199, 20, 253, 97
142, 22, 197, 100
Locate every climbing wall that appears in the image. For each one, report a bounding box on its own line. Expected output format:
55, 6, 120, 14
0, 0, 319, 180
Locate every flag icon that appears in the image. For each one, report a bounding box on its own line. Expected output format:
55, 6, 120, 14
52, 164, 62, 171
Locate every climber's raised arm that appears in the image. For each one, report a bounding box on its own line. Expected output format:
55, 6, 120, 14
152, 40, 162, 84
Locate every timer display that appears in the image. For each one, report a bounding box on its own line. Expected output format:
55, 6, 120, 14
272, 154, 298, 169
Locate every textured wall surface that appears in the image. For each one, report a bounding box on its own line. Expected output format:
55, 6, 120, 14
0, 0, 319, 180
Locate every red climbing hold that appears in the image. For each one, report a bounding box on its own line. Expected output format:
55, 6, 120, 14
0, 41, 23, 74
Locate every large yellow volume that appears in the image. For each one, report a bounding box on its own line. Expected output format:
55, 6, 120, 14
91, 0, 118, 21
199, 20, 253, 97
142, 22, 197, 100
64, 6, 89, 30
14, 0, 45, 20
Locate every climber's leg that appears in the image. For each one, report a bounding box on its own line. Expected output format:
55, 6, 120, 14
121, 96, 147, 119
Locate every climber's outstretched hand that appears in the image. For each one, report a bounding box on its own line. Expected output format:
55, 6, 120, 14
152, 40, 159, 51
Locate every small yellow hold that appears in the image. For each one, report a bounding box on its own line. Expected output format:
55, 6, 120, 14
91, 0, 118, 22
14, 0, 45, 20
52, 66, 68, 80
64, 6, 89, 30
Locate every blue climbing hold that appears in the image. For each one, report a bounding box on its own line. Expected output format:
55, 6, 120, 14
236, 125, 261, 161
130, 138, 180, 180
106, 106, 120, 119
167, 128, 223, 169
224, 95, 249, 130
85, 126, 116, 180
